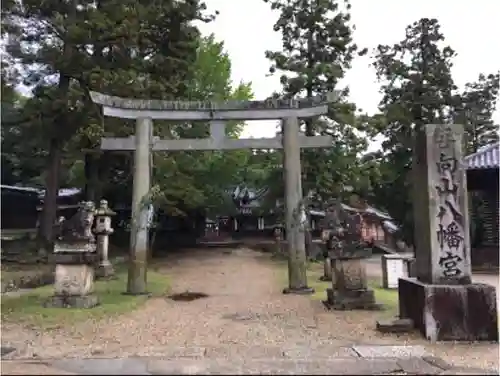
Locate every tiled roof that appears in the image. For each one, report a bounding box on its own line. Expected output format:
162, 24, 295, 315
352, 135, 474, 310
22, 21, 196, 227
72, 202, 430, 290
463, 142, 499, 170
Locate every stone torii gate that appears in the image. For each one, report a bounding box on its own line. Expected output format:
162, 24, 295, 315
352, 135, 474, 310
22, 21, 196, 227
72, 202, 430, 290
90, 91, 337, 295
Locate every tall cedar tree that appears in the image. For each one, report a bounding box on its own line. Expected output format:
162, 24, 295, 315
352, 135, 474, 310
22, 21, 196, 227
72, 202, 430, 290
371, 18, 457, 244
264, 0, 368, 254
265, 0, 366, 195
1, 0, 211, 249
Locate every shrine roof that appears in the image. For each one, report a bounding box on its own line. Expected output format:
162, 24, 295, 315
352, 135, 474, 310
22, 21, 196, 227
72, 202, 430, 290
38, 187, 82, 198
0, 185, 42, 194
382, 220, 399, 233
464, 142, 499, 170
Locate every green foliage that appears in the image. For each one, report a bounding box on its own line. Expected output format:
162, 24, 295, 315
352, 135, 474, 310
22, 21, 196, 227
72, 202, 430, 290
150, 34, 255, 216
368, 18, 499, 244
369, 18, 458, 243
264, 0, 372, 202
454, 73, 500, 153
1, 0, 217, 216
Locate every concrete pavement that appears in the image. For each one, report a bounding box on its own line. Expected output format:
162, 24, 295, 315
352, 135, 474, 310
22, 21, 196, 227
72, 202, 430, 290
1, 345, 498, 375
2, 344, 499, 375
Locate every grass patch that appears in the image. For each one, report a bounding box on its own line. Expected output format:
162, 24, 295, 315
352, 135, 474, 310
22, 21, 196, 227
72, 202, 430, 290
1, 264, 54, 292
1, 264, 170, 330
276, 260, 399, 314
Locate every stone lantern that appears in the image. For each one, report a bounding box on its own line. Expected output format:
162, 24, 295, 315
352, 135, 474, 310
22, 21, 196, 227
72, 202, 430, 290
94, 199, 116, 279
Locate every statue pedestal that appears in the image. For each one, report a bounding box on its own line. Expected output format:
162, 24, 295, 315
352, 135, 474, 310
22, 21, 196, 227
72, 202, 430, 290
96, 260, 115, 280
324, 254, 382, 311
45, 241, 99, 309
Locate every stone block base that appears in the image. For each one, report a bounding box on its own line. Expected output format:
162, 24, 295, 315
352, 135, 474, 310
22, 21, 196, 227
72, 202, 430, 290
96, 263, 115, 279
54, 264, 95, 296
376, 318, 414, 333
398, 278, 498, 341
283, 286, 315, 295
44, 294, 99, 309
324, 288, 383, 310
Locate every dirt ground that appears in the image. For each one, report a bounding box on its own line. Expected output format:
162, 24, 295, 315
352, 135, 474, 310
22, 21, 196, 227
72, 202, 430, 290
1, 248, 498, 371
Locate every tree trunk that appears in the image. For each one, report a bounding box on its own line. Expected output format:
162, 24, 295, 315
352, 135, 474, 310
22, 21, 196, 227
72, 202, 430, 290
38, 72, 70, 257
84, 153, 100, 202
38, 138, 62, 255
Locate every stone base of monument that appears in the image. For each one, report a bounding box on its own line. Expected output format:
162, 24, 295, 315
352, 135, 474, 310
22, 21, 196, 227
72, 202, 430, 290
376, 317, 415, 333
323, 256, 382, 311
324, 287, 383, 310
398, 278, 498, 342
96, 262, 116, 280
44, 294, 99, 309
45, 248, 100, 309
283, 286, 315, 295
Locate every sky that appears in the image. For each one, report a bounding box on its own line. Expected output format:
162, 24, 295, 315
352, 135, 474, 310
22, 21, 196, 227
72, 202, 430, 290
197, 0, 500, 152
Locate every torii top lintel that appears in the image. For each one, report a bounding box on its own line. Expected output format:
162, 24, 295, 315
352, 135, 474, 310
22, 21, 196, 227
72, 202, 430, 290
89, 91, 339, 121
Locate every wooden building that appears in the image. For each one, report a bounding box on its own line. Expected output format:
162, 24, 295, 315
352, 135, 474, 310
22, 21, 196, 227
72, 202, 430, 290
221, 185, 280, 238
1, 185, 41, 229
36, 187, 83, 223
312, 203, 402, 250
464, 142, 499, 268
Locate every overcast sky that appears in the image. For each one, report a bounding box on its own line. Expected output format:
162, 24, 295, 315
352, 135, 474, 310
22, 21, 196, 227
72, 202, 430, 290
198, 0, 500, 150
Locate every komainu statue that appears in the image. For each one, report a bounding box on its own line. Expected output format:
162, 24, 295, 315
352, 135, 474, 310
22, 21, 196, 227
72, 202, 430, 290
55, 201, 96, 242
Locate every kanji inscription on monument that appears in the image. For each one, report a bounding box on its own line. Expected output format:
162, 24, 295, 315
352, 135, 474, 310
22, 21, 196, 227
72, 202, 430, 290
427, 124, 471, 284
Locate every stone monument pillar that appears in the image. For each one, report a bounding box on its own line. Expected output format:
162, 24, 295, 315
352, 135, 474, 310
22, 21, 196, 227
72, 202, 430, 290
45, 201, 99, 308
398, 124, 498, 341
94, 199, 116, 279
324, 213, 381, 310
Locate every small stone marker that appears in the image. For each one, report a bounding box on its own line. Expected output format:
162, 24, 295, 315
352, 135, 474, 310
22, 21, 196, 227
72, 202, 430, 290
45, 201, 99, 309
398, 124, 498, 341
381, 254, 408, 289
94, 199, 116, 279
376, 317, 414, 333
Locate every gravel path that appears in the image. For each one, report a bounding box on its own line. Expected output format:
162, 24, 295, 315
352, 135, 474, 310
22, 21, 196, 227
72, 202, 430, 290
1, 248, 319, 359
1, 247, 498, 371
